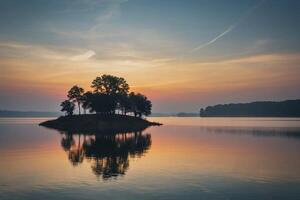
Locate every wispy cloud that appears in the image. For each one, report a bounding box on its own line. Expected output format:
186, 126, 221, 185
0, 42, 30, 49
194, 53, 300, 66
0, 41, 96, 62
0, 40, 176, 75
70, 50, 96, 61
51, 0, 128, 39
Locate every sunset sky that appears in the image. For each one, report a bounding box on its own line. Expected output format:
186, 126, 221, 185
0, 0, 300, 112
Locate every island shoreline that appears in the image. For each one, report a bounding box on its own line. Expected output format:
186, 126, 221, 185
39, 114, 162, 134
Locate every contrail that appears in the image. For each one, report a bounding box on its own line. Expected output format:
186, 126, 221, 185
191, 0, 266, 52
191, 25, 235, 52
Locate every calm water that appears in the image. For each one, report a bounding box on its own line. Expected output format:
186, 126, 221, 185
1, 117, 300, 200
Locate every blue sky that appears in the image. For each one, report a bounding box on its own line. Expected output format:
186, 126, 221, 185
0, 0, 300, 112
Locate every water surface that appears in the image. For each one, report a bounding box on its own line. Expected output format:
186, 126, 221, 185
1, 117, 300, 200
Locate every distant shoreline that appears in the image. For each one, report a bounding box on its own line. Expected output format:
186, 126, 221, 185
0, 110, 60, 118
200, 99, 300, 117
0, 110, 201, 118
3, 99, 300, 118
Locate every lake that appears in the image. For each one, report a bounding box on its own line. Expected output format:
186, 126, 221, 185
1, 117, 300, 200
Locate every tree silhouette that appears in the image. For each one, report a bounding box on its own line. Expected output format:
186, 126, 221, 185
115, 93, 131, 115
129, 92, 152, 117
60, 75, 152, 117
81, 91, 93, 114
89, 93, 116, 114
199, 100, 300, 117
68, 85, 84, 115
60, 100, 75, 116
91, 74, 129, 95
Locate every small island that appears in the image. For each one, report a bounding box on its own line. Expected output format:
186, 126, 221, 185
40, 74, 161, 133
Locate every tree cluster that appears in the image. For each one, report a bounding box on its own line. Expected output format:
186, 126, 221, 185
199, 99, 300, 117
60, 75, 152, 118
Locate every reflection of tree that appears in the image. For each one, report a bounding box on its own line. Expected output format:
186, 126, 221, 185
68, 134, 85, 166
60, 131, 74, 151
59, 131, 151, 180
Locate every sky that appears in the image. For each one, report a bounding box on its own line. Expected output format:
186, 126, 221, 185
0, 0, 300, 113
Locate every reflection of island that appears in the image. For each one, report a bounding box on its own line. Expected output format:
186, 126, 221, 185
59, 130, 151, 180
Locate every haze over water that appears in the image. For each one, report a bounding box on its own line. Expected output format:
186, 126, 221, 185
1, 117, 300, 200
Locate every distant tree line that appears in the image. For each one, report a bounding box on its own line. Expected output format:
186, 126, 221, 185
200, 100, 300, 117
0, 110, 60, 117
61, 75, 152, 118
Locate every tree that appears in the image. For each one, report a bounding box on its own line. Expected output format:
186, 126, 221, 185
115, 93, 131, 115
129, 92, 152, 117
67, 85, 84, 115
81, 91, 93, 114
91, 75, 129, 95
60, 100, 75, 116
60, 75, 152, 117
89, 93, 117, 114
140, 97, 152, 117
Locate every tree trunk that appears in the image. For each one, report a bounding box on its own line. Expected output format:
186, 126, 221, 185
78, 102, 81, 115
